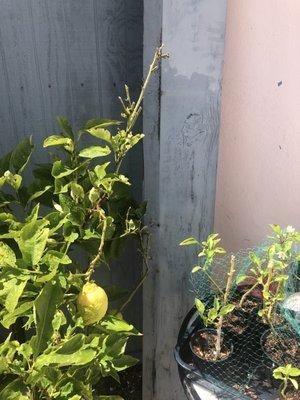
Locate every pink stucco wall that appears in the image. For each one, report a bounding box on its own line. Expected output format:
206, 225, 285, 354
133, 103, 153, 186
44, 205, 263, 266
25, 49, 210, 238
214, 0, 300, 252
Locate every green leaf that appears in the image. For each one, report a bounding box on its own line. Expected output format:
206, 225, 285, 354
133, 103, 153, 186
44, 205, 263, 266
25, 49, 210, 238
100, 316, 141, 335
270, 224, 282, 235
207, 308, 218, 322
104, 335, 128, 357
219, 304, 235, 317
56, 116, 73, 138
79, 145, 111, 159
113, 355, 139, 371
274, 274, 289, 282
0, 212, 16, 222
0, 379, 31, 400
249, 252, 261, 265
42, 250, 72, 266
213, 297, 221, 311
32, 280, 63, 357
0, 241, 16, 267
17, 220, 50, 265
88, 187, 100, 204
195, 298, 205, 316
57, 335, 85, 354
179, 237, 199, 246
5, 279, 28, 313
273, 370, 283, 380
290, 378, 299, 389
86, 127, 111, 142
27, 185, 52, 203
288, 367, 300, 377
43, 135, 73, 148
84, 119, 121, 129
191, 265, 201, 273
70, 182, 84, 201
35, 348, 96, 368
11, 136, 34, 174
52, 160, 81, 179
3, 171, 22, 190
94, 162, 110, 180
1, 301, 33, 329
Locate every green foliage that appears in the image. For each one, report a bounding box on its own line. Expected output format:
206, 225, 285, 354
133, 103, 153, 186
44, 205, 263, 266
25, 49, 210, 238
180, 233, 226, 271
0, 46, 168, 400
195, 297, 235, 327
273, 364, 300, 398
181, 233, 235, 359
237, 225, 300, 325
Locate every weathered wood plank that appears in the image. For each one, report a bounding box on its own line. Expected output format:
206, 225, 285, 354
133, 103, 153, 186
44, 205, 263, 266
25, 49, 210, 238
143, 0, 227, 398
143, 0, 163, 398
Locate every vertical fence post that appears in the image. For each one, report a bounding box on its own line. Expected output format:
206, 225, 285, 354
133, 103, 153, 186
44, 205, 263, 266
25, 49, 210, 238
143, 1, 228, 398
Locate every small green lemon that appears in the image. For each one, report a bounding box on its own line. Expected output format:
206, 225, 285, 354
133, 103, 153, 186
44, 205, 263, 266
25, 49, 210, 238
77, 282, 108, 325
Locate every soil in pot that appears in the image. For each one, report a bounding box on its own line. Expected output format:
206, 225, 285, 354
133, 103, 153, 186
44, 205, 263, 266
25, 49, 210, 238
261, 329, 300, 368
222, 292, 262, 336
223, 297, 260, 335
282, 388, 300, 400
190, 328, 232, 362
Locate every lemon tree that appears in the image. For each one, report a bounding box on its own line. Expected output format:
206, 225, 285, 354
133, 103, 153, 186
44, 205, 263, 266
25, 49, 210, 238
0, 47, 167, 400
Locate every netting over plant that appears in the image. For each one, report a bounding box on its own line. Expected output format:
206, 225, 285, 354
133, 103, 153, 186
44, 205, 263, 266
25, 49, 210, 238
181, 227, 300, 399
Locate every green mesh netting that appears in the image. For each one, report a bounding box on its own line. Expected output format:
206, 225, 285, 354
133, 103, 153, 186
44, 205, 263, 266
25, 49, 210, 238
188, 243, 300, 400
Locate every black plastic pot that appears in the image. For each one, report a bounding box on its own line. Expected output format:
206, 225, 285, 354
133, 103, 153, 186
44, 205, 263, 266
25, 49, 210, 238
175, 306, 282, 400
260, 328, 300, 369
190, 328, 233, 370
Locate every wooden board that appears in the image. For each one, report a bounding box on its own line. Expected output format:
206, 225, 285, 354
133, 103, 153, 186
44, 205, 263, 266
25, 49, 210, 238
143, 0, 227, 398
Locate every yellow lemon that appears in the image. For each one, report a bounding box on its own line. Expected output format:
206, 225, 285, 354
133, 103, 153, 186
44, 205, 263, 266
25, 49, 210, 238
77, 282, 108, 325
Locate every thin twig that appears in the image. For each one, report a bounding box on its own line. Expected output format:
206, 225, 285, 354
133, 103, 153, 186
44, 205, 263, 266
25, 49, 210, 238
126, 45, 168, 133
239, 281, 259, 307
202, 269, 224, 296
85, 212, 107, 281
118, 231, 150, 313
216, 255, 235, 358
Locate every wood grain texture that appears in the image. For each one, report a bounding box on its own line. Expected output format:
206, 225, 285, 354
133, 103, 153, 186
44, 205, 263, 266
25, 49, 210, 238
0, 0, 143, 352
143, 0, 163, 398
143, 0, 227, 398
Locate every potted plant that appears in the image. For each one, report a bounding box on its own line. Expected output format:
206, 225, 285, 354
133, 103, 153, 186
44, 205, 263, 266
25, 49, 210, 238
176, 225, 300, 400
0, 47, 167, 399
180, 234, 235, 364
236, 225, 300, 369
273, 364, 300, 399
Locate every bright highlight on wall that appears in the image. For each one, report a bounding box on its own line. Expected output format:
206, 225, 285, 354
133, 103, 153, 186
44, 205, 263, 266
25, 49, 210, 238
215, 0, 300, 251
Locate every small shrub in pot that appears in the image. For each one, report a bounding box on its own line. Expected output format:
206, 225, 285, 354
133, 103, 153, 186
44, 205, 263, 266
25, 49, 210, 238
236, 225, 300, 368
180, 234, 235, 362
273, 364, 300, 399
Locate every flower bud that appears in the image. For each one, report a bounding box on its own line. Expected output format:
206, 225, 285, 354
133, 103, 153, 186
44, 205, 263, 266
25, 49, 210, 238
77, 282, 108, 325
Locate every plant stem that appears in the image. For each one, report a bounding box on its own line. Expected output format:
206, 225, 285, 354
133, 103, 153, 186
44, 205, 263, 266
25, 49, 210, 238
281, 378, 288, 399
85, 213, 107, 281
118, 231, 150, 313
239, 282, 259, 307
215, 255, 235, 358
126, 45, 167, 133
263, 260, 274, 324
202, 269, 224, 296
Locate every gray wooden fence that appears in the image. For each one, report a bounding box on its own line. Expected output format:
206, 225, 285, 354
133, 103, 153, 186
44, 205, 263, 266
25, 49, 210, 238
0, 0, 143, 354
143, 0, 227, 398
0, 0, 227, 397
